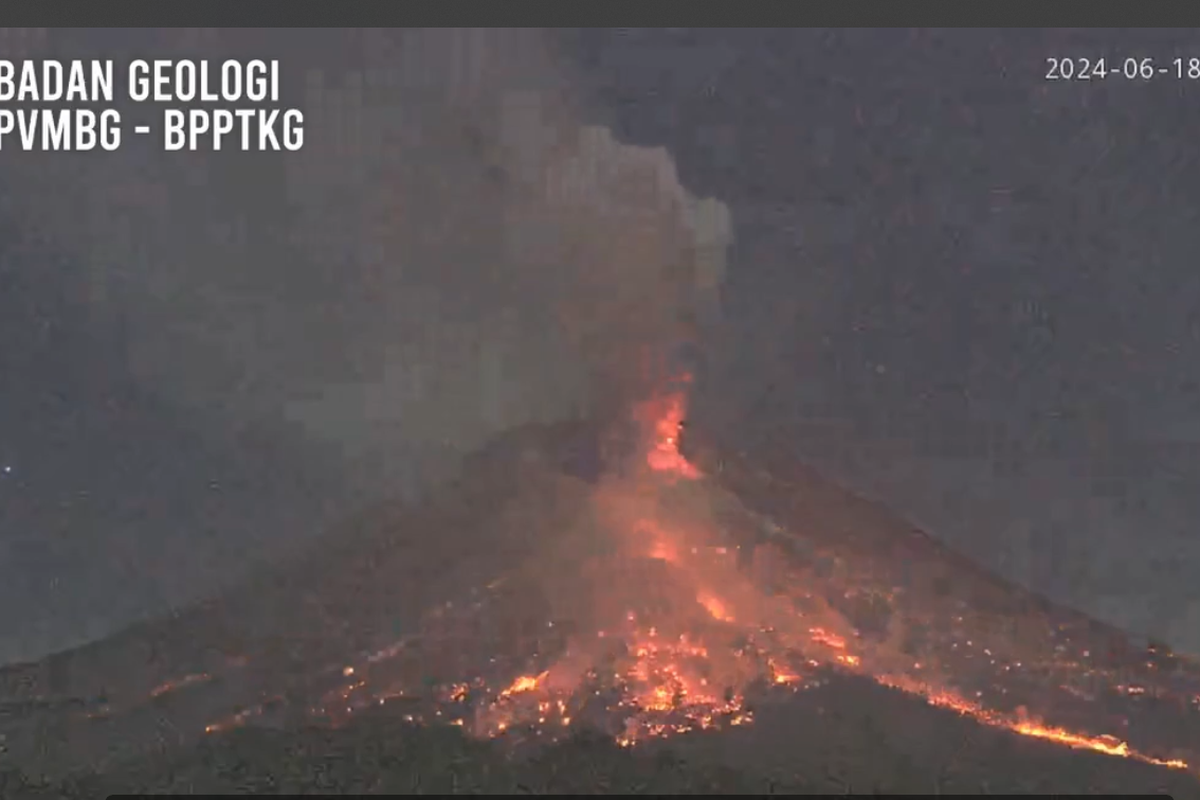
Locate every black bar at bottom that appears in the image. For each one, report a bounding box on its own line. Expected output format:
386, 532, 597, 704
107, 795, 1176, 799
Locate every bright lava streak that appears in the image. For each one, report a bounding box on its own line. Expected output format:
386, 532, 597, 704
176, 375, 1195, 780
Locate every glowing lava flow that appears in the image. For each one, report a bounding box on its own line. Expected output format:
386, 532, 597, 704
582, 381, 1193, 771
171, 377, 1196, 778
876, 675, 1189, 770
640, 390, 702, 481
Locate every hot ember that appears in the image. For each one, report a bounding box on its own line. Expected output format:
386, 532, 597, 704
91, 375, 1199, 777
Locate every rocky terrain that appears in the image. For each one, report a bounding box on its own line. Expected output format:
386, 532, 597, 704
1, 415, 1197, 796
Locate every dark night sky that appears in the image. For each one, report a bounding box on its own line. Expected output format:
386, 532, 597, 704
2, 28, 1200, 664
570, 28, 1200, 652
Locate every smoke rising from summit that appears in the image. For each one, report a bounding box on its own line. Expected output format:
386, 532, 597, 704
0, 28, 731, 662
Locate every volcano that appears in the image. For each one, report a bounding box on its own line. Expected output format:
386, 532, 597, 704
2, 386, 1198, 795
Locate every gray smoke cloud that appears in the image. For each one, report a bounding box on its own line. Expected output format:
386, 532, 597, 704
0, 29, 731, 662
24, 29, 729, 494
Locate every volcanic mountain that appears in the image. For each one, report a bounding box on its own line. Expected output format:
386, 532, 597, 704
2, 387, 1198, 795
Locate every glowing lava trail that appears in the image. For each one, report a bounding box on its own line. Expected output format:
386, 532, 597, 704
94, 375, 1197, 778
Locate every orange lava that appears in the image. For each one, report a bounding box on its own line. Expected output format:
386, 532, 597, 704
697, 592, 734, 623
637, 391, 702, 480
605, 379, 1192, 771
185, 372, 1194, 778
500, 671, 549, 699
203, 696, 281, 735
877, 675, 1189, 770
148, 671, 212, 698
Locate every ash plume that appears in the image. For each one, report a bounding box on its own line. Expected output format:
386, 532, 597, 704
0, 28, 731, 661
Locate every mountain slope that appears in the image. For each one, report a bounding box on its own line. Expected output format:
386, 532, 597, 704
2, 417, 1197, 796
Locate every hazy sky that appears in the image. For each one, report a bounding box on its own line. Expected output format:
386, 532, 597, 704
569, 28, 1200, 652
0, 29, 730, 664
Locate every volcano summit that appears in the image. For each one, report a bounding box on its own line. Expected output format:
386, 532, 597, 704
1, 386, 1197, 796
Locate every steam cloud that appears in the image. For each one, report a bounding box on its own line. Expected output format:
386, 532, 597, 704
14, 29, 730, 498
0, 29, 732, 660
